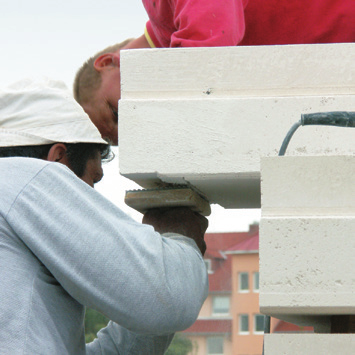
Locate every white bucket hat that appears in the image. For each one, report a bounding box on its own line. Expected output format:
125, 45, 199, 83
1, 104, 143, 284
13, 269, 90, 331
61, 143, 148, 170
0, 77, 107, 147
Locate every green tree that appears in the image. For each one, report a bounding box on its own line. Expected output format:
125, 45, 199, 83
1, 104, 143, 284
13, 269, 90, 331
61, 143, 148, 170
85, 311, 194, 355
165, 333, 193, 355
85, 308, 109, 343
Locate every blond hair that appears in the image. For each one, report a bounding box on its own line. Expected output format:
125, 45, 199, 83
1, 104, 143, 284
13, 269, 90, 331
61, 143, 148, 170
73, 39, 133, 104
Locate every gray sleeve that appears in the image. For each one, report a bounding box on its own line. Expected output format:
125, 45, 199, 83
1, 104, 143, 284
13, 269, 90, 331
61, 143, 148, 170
86, 321, 174, 355
6, 162, 208, 336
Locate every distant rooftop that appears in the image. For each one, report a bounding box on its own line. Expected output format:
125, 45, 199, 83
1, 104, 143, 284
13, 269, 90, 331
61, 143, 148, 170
204, 225, 259, 291
225, 233, 259, 254
183, 318, 232, 335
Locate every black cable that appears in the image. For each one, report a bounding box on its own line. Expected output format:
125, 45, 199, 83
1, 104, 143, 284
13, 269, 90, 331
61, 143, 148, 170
278, 121, 301, 156
301, 111, 355, 128
279, 111, 355, 156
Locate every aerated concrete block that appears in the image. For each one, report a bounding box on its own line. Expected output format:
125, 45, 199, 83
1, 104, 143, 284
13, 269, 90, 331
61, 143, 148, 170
260, 156, 355, 326
264, 334, 355, 355
119, 44, 355, 208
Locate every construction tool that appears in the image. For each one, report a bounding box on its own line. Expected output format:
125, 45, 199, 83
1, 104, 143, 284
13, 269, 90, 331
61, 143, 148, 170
124, 185, 211, 216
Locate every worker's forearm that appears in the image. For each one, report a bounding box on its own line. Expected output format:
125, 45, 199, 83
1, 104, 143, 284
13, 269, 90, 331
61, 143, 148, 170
7, 162, 208, 335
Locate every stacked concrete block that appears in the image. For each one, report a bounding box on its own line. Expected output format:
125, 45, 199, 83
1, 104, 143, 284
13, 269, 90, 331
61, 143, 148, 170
119, 43, 354, 208
119, 43, 355, 353
260, 156, 355, 353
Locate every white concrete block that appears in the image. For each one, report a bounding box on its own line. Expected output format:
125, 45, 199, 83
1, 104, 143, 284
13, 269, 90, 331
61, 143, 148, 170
260, 156, 355, 325
119, 44, 355, 208
261, 156, 355, 216
121, 43, 354, 99
260, 217, 355, 316
264, 334, 355, 355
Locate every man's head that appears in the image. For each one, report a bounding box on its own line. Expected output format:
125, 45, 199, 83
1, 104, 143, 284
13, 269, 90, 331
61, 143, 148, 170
0, 77, 111, 187
73, 39, 133, 145
0, 143, 110, 187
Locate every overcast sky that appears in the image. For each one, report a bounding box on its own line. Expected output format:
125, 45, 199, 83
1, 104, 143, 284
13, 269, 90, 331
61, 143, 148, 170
1, 0, 260, 232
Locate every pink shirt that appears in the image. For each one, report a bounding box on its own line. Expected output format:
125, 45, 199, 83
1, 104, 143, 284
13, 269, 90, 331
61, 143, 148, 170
143, 0, 355, 48
143, 0, 247, 47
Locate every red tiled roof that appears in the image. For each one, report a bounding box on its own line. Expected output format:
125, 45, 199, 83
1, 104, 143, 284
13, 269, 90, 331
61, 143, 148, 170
273, 320, 314, 333
226, 233, 259, 253
204, 228, 259, 292
183, 319, 232, 334
205, 232, 255, 256
208, 257, 232, 291
205, 249, 225, 259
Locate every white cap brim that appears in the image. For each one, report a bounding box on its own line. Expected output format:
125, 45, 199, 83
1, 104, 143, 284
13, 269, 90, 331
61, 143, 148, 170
0, 77, 107, 147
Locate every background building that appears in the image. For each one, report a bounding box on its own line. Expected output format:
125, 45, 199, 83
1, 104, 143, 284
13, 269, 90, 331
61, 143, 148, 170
182, 224, 312, 355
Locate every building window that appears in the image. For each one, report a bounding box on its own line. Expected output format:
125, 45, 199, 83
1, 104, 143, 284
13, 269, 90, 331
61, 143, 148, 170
254, 314, 265, 334
239, 314, 249, 334
212, 296, 230, 316
204, 259, 213, 273
207, 336, 224, 355
239, 272, 249, 292
253, 272, 259, 292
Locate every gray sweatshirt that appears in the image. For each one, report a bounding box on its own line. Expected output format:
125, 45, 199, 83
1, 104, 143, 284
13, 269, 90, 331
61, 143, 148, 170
0, 157, 208, 354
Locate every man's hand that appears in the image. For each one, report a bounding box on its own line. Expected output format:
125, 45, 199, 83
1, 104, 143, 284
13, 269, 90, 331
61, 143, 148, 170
142, 207, 208, 255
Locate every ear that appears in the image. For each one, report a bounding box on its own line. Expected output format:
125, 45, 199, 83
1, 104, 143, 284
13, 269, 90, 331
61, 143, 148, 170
47, 143, 70, 166
94, 54, 120, 72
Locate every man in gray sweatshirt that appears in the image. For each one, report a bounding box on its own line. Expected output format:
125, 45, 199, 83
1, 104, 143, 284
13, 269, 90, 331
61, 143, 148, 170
0, 78, 208, 354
